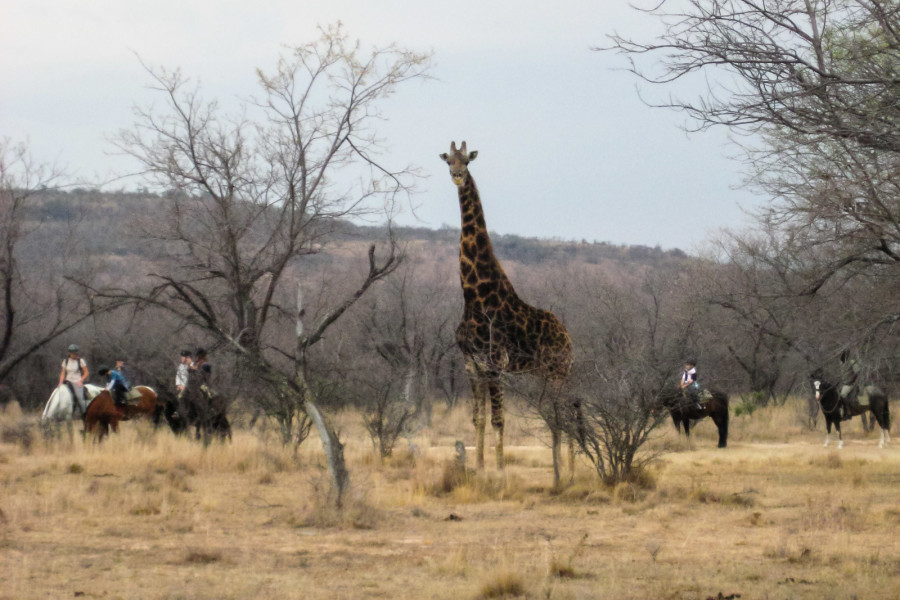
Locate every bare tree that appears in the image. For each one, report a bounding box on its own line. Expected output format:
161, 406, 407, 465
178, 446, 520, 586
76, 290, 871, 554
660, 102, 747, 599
605, 0, 900, 407
89, 26, 429, 504
606, 0, 900, 301
362, 380, 416, 460
566, 274, 679, 485
0, 139, 107, 391
356, 257, 459, 423
607, 1, 900, 148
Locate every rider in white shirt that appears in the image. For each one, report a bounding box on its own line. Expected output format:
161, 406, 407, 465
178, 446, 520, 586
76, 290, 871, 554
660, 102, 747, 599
58, 344, 89, 413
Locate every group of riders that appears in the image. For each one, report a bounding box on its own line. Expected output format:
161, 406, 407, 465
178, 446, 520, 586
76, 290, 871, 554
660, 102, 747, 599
56, 343, 867, 424
58, 343, 212, 417
679, 350, 865, 419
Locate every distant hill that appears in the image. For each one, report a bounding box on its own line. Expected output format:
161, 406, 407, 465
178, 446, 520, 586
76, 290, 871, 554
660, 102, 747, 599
21, 189, 690, 269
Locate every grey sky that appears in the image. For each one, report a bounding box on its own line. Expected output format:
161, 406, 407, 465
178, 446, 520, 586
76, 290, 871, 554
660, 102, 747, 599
1, 0, 761, 251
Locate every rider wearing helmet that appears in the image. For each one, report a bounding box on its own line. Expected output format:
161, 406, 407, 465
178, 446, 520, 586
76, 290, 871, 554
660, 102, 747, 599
99, 359, 131, 408
58, 344, 89, 414
680, 358, 702, 411
176, 350, 192, 396
190, 348, 212, 398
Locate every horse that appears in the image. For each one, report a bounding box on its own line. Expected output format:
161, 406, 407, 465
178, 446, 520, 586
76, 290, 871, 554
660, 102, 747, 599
40, 383, 103, 444
83, 385, 160, 441
157, 384, 231, 443
660, 387, 729, 448
811, 372, 891, 448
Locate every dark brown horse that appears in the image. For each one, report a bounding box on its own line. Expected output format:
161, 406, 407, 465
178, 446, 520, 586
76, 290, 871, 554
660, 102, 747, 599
84, 386, 160, 440
811, 372, 891, 448
157, 384, 231, 444
660, 387, 729, 448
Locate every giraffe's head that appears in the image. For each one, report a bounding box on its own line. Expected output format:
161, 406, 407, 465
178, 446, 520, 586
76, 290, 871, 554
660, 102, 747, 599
440, 141, 478, 187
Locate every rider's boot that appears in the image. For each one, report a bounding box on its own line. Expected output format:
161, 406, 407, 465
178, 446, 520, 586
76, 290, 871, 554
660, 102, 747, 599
841, 403, 852, 421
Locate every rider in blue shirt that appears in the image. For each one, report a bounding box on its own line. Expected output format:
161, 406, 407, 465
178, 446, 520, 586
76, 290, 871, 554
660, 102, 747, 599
101, 359, 131, 407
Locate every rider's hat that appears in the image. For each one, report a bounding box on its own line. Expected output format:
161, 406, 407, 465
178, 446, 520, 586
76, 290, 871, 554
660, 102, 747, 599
684, 357, 697, 366
180, 349, 192, 357
67, 344, 80, 353
97, 365, 110, 376
194, 347, 207, 358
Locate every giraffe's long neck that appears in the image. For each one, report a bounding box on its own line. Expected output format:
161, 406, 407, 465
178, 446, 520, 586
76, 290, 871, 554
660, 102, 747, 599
458, 173, 516, 308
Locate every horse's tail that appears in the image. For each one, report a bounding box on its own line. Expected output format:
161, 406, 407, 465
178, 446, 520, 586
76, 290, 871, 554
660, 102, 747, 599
872, 391, 891, 431
715, 390, 729, 448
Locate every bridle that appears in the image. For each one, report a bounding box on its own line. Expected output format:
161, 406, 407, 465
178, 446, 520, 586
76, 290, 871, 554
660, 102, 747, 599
813, 379, 840, 415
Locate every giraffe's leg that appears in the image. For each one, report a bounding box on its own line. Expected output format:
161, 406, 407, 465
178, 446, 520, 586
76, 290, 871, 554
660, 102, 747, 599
465, 360, 487, 470
550, 427, 561, 488
567, 436, 576, 484
488, 379, 504, 470
473, 382, 487, 470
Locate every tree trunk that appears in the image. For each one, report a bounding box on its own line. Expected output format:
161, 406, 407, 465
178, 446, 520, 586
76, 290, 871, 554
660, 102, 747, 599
296, 283, 350, 507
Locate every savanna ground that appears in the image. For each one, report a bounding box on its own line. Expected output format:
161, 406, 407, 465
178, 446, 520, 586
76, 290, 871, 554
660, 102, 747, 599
2, 397, 899, 600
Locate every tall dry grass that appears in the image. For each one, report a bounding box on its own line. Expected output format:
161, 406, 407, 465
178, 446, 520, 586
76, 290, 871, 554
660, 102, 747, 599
1, 395, 898, 599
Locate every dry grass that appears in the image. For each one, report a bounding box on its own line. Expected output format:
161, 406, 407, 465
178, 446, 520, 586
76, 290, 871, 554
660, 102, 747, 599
1, 398, 899, 599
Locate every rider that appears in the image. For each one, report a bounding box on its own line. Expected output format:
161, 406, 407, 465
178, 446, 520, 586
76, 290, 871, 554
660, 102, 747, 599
58, 344, 89, 415
838, 349, 860, 421
190, 348, 213, 398
101, 359, 131, 408
175, 350, 191, 396
680, 358, 702, 411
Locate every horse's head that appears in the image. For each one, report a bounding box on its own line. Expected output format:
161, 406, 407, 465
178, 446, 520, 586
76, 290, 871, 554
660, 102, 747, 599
809, 369, 835, 403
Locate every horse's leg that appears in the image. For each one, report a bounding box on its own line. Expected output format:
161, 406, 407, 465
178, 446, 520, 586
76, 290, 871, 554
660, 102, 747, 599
65, 417, 74, 447
872, 399, 890, 448
712, 413, 727, 448
835, 419, 843, 449
860, 410, 872, 433
824, 418, 831, 447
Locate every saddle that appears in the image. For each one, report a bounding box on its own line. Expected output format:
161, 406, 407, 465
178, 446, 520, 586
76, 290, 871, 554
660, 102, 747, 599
63, 381, 87, 416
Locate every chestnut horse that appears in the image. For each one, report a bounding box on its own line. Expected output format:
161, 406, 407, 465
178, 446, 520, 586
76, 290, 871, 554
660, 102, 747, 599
660, 387, 729, 448
84, 386, 160, 440
811, 372, 891, 448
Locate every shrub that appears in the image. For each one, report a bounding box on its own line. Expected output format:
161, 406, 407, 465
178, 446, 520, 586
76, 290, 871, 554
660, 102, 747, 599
477, 571, 525, 599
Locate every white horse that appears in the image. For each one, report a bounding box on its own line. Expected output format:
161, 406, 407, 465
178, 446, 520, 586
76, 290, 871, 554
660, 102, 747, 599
40, 383, 103, 443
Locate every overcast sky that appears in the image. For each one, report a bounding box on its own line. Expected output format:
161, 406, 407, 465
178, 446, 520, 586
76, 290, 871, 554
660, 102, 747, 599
0, 0, 762, 251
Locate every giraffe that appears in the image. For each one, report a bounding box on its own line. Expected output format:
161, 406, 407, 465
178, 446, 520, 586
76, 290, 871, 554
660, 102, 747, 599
439, 141, 574, 477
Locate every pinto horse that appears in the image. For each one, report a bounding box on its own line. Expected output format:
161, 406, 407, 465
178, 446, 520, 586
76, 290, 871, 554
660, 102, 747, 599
811, 372, 891, 448
660, 387, 729, 448
84, 385, 160, 441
